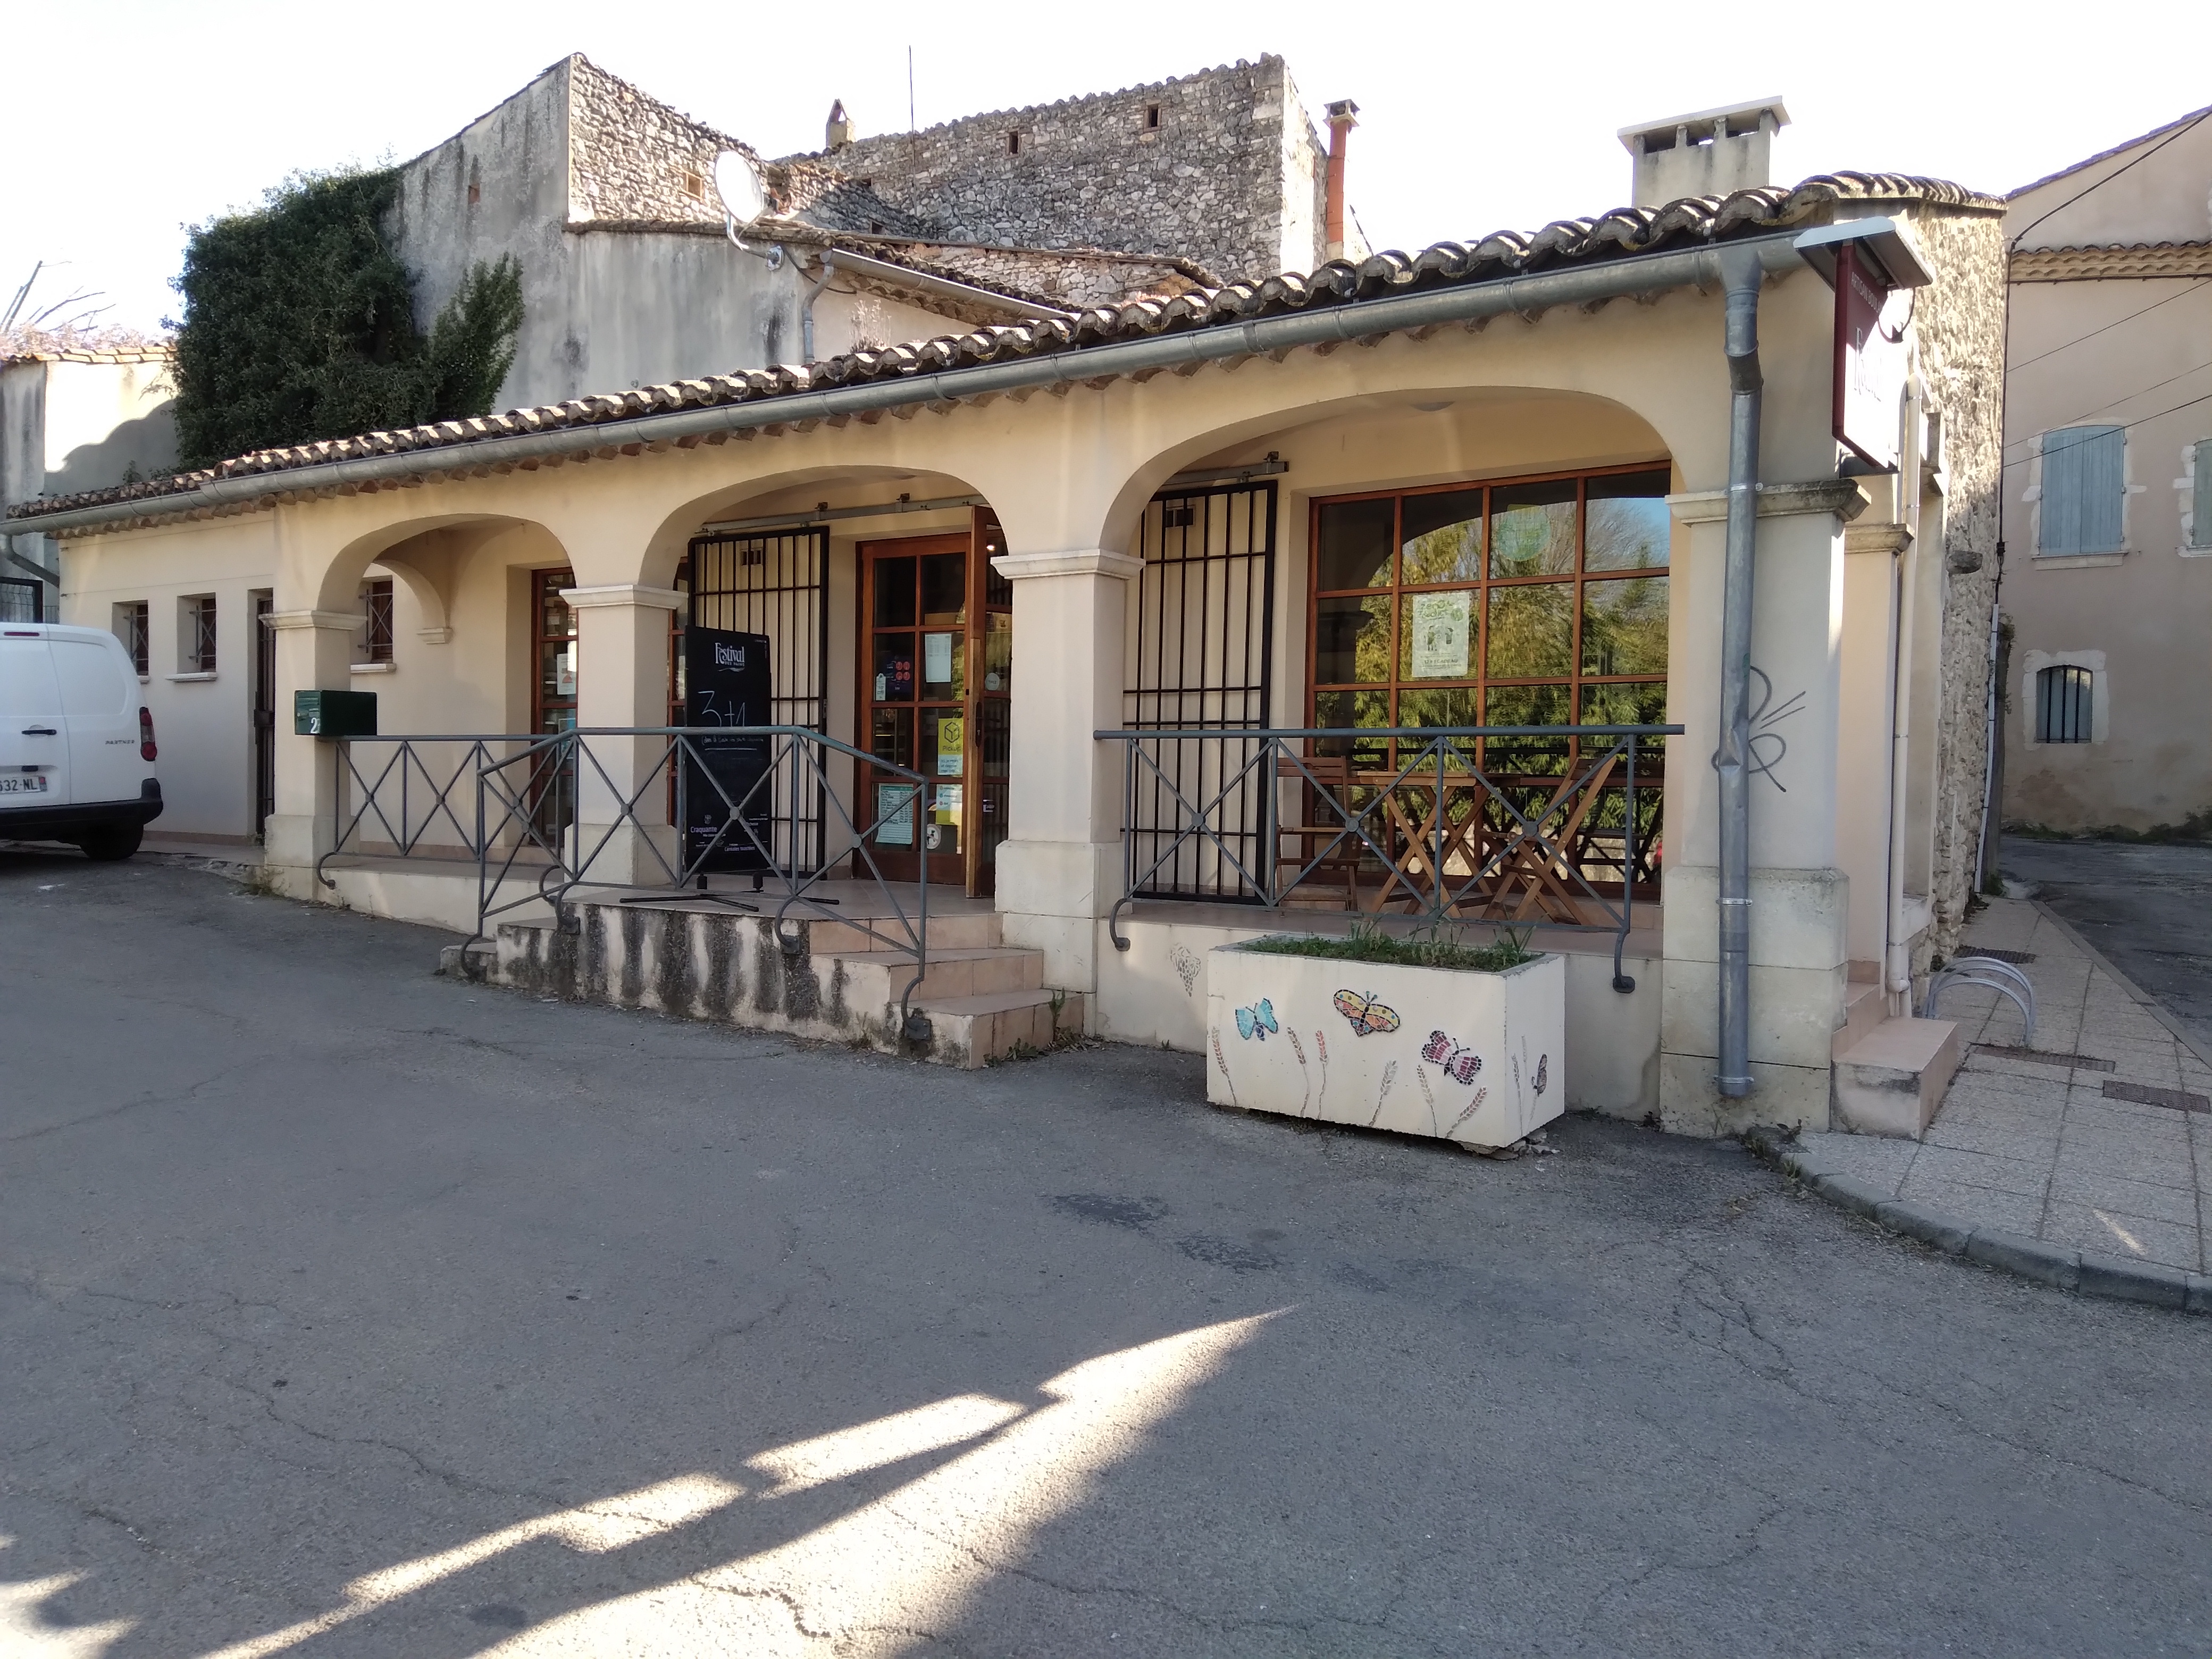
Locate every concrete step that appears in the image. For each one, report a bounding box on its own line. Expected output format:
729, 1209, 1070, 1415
1832, 1015, 1962, 1138
1833, 979, 1886, 1060
915, 987, 1084, 1068
800, 911, 1001, 954
824, 944, 1043, 1003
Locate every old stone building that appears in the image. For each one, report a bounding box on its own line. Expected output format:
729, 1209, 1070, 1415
793, 56, 1351, 284
384, 54, 1330, 415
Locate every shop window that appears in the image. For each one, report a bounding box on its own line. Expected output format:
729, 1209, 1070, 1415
2190, 442, 2212, 550
1309, 465, 1671, 767
2038, 426, 2124, 555
2035, 664, 2094, 744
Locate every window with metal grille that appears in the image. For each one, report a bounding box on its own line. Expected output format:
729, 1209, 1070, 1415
180, 594, 217, 674
113, 601, 148, 673
2191, 442, 2212, 550
2038, 426, 2125, 555
680, 527, 830, 872
0, 577, 40, 624
1122, 481, 1276, 899
2035, 665, 2094, 743
361, 578, 394, 664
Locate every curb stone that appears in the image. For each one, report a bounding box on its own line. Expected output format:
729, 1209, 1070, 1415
1740, 1124, 2210, 1316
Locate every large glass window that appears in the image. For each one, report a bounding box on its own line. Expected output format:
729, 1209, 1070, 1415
1308, 465, 1671, 764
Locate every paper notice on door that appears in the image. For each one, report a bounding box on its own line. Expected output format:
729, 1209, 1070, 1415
874, 784, 917, 846
936, 715, 965, 776
1409, 590, 1471, 679
934, 783, 962, 826
924, 631, 954, 685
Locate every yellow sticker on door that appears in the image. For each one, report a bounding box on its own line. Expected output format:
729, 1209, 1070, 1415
936, 715, 965, 776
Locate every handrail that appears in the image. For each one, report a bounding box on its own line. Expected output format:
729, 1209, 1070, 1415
323, 727, 935, 1040
1094, 724, 1681, 993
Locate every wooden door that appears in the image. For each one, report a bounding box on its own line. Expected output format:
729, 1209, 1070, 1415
857, 516, 1010, 895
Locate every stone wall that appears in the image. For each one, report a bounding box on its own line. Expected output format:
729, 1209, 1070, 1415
1906, 203, 2008, 962
566, 55, 736, 227
792, 56, 1329, 283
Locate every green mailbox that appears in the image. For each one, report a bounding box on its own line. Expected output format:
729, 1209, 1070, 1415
294, 689, 378, 739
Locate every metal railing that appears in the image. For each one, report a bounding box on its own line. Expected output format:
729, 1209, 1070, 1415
320, 728, 935, 1036
1096, 724, 1679, 992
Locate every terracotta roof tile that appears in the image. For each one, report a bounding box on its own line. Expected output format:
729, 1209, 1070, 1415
10, 173, 2001, 526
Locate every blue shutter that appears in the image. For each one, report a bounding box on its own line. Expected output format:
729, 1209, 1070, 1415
2041, 426, 2124, 554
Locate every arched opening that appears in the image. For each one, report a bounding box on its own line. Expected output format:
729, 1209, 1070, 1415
646, 466, 1017, 896
1108, 387, 1675, 919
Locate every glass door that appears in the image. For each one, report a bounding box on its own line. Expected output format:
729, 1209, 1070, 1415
860, 534, 965, 888
858, 518, 1012, 896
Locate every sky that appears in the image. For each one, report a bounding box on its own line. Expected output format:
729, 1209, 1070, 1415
3, 0, 2204, 336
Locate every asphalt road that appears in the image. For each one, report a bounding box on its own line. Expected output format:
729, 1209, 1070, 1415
2000, 835, 2212, 1055
3, 852, 2209, 1658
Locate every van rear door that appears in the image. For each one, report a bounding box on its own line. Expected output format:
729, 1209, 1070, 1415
0, 632, 69, 807
53, 633, 141, 807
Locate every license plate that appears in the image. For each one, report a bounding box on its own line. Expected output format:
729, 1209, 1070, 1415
0, 774, 49, 793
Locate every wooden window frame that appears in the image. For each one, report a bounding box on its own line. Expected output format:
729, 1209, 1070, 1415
1304, 460, 1672, 769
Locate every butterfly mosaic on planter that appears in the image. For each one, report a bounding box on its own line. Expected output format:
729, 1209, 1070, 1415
1235, 998, 1279, 1041
1421, 1030, 1484, 1085
1333, 989, 1401, 1037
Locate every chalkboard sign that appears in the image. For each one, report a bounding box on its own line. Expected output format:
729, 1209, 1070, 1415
682, 627, 773, 872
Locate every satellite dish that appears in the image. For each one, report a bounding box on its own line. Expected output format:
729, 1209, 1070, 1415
713, 151, 766, 227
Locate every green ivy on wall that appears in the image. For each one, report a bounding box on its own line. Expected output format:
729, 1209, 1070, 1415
171, 167, 523, 469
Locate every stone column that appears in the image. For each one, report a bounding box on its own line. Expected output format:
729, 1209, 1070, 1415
989, 547, 1143, 997
560, 583, 683, 888
1658, 480, 1866, 1135
262, 608, 361, 894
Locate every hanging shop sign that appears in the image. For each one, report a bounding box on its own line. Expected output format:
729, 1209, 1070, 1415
1833, 241, 1907, 472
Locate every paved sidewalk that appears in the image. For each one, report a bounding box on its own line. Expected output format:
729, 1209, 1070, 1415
1797, 898, 2212, 1274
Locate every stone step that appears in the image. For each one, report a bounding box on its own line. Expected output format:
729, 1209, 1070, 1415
1832, 1016, 1962, 1139
823, 944, 1043, 1003
913, 987, 1084, 1069
1833, 979, 1887, 1060
800, 911, 1001, 954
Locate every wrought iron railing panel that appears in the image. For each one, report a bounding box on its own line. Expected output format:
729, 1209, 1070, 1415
1096, 723, 1679, 991
321, 728, 935, 1034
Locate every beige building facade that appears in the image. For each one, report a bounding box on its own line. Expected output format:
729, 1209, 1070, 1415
1999, 107, 2212, 837
12, 167, 2005, 1139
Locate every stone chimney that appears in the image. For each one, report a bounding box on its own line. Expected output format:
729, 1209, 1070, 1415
1324, 99, 1360, 262
825, 99, 852, 152
1618, 97, 1788, 208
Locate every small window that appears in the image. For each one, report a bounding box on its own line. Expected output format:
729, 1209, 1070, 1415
2039, 426, 2125, 554
179, 594, 217, 675
1007, 131, 1021, 155
682, 170, 705, 200
114, 600, 149, 674
361, 577, 395, 665
2035, 664, 2094, 744
2191, 442, 2212, 550
1145, 104, 1161, 130
0, 577, 40, 624
466, 181, 481, 207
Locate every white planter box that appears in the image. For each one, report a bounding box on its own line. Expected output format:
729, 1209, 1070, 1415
1205, 940, 1565, 1148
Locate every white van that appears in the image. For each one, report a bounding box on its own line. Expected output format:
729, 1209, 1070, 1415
0, 623, 163, 860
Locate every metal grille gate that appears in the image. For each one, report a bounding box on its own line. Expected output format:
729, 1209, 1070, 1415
682, 527, 832, 873
1123, 481, 1276, 900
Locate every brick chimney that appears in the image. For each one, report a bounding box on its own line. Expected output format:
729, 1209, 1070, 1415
825, 99, 852, 152
1324, 99, 1359, 262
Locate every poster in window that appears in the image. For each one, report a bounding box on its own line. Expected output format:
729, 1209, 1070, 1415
875, 783, 917, 846
923, 631, 954, 685
936, 714, 965, 775
1409, 591, 1472, 680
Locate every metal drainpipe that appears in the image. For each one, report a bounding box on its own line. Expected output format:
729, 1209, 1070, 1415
800, 253, 837, 364
1715, 247, 1765, 1099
